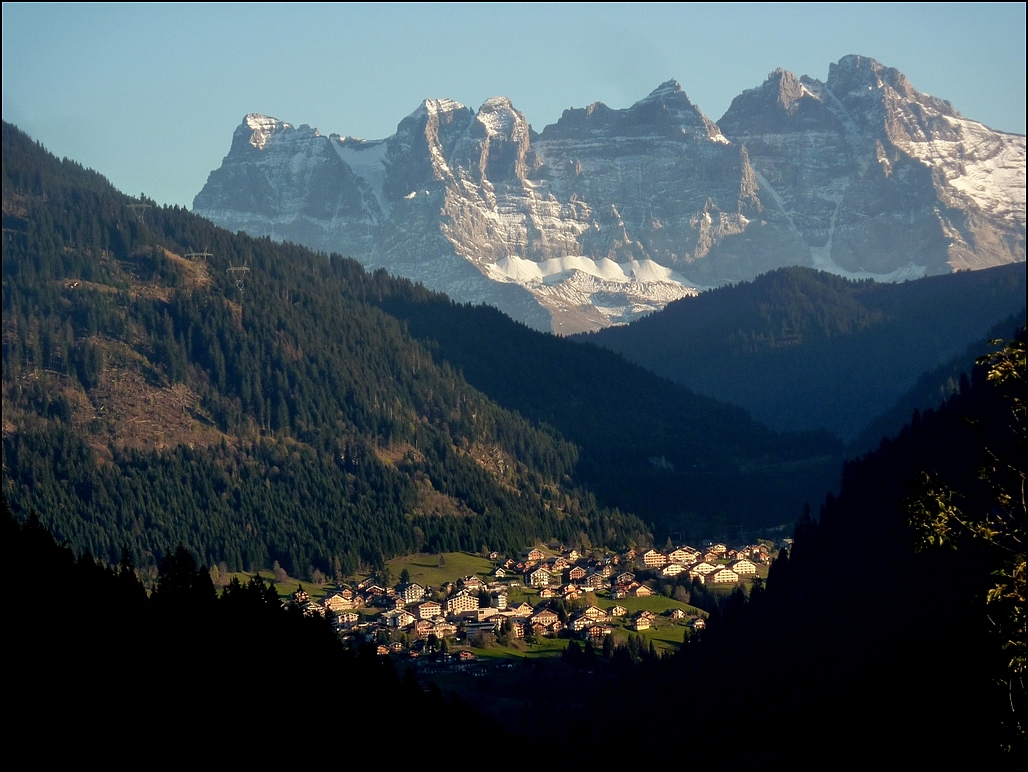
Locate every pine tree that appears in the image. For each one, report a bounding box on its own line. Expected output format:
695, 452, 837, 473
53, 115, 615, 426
152, 544, 215, 610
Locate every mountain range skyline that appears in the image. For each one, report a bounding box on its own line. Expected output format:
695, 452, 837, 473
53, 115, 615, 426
3, 4, 1024, 208
193, 54, 1025, 332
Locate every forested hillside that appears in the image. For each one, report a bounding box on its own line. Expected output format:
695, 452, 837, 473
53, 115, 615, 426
370, 290, 840, 535
577, 332, 1025, 764
1, 122, 647, 573
849, 311, 1026, 453
2, 122, 839, 575
487, 332, 1024, 763
582, 264, 1026, 441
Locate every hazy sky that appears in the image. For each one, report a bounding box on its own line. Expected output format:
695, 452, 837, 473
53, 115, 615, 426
4, 3, 1025, 207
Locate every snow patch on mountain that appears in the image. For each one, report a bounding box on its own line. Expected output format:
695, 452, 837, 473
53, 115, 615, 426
487, 254, 696, 287
245, 113, 292, 149
897, 116, 1026, 221
331, 137, 389, 217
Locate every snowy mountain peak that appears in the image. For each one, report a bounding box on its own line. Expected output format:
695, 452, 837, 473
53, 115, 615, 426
826, 55, 959, 118
643, 79, 684, 99
832, 54, 896, 99
409, 97, 468, 122
632, 78, 695, 113
243, 113, 292, 150
480, 95, 516, 110
196, 58, 1025, 333
630, 79, 723, 139
475, 96, 529, 141
718, 68, 821, 123
767, 69, 814, 107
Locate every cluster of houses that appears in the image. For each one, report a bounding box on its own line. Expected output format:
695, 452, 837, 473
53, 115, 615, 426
637, 544, 766, 585
288, 541, 768, 654
507, 542, 766, 593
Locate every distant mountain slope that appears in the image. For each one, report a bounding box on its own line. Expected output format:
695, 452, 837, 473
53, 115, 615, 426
2, 122, 840, 573
849, 311, 1026, 454
718, 56, 1025, 277
194, 55, 1024, 332
580, 264, 1026, 441
368, 289, 841, 537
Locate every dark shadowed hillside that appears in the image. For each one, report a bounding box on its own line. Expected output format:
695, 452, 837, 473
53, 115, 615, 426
525, 331, 1025, 764
580, 265, 1026, 441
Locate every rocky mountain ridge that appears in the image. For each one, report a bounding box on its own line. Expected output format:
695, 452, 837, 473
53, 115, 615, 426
194, 55, 1025, 333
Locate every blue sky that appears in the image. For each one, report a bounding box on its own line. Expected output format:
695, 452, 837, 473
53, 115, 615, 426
3, 3, 1024, 207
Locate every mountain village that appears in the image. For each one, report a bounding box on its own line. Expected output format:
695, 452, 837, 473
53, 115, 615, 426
286, 542, 772, 662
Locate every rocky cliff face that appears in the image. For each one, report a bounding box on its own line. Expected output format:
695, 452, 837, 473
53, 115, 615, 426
194, 56, 1025, 333
718, 55, 1025, 279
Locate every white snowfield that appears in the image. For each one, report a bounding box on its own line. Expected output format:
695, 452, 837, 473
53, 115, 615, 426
331, 138, 389, 216
488, 254, 694, 287
899, 115, 1026, 223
